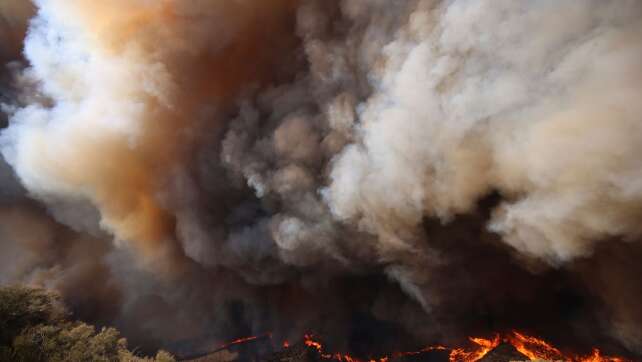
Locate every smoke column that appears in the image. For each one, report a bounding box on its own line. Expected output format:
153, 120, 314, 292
1, 0, 641, 358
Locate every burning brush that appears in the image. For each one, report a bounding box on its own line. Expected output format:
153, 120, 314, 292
193, 331, 631, 362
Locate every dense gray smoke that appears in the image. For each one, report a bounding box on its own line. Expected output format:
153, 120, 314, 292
1, 0, 641, 358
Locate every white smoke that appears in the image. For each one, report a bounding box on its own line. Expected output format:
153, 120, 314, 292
324, 0, 642, 263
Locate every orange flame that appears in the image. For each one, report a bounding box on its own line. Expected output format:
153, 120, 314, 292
508, 331, 565, 361
506, 332, 630, 362
304, 334, 323, 352
449, 335, 501, 362
577, 348, 629, 362
212, 331, 631, 362
304, 335, 390, 362
299, 332, 632, 362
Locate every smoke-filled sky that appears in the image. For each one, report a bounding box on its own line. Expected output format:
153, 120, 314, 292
1, 0, 642, 358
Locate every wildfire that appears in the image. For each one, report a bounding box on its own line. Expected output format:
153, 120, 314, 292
211, 331, 631, 362
298, 332, 631, 362
577, 348, 629, 362
304, 334, 389, 362
449, 335, 500, 362
506, 332, 629, 362
508, 331, 565, 361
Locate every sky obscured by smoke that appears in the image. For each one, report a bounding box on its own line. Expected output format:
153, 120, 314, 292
1, 0, 641, 358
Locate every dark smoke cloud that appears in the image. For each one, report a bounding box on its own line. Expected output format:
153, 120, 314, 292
1, 0, 641, 358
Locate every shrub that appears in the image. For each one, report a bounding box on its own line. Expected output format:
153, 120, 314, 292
0, 285, 67, 346
0, 285, 174, 362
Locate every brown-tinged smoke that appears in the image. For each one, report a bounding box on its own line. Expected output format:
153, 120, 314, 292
1, 0, 641, 358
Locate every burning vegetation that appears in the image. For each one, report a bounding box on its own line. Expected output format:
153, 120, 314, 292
189, 332, 631, 362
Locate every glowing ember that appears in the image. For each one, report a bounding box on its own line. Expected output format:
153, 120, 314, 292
393, 345, 448, 358
213, 332, 271, 352
304, 334, 323, 352
222, 335, 260, 347
303, 335, 387, 362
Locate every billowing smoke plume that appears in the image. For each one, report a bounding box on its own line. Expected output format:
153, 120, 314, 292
1, 0, 641, 358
